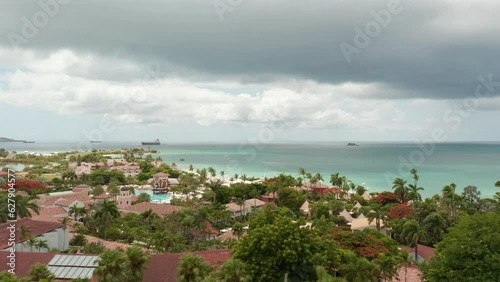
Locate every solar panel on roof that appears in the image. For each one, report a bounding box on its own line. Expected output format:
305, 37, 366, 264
72, 267, 85, 278
73, 256, 85, 266
65, 267, 79, 279
80, 256, 92, 266
81, 268, 94, 278
68, 255, 80, 266
49, 254, 63, 265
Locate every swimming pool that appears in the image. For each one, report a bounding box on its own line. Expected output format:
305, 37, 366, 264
140, 190, 171, 204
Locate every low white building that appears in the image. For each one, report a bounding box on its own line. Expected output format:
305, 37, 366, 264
0, 219, 70, 252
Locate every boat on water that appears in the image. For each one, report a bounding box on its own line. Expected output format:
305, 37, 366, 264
142, 139, 161, 145
90, 140, 102, 143
22, 141, 35, 143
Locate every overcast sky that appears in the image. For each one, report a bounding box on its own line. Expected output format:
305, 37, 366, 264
1, 0, 500, 143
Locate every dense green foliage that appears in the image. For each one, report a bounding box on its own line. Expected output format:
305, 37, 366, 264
423, 213, 500, 282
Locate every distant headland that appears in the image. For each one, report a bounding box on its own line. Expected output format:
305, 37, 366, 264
347, 143, 359, 146
0, 137, 34, 143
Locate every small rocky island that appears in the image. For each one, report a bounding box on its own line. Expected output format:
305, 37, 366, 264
347, 143, 359, 146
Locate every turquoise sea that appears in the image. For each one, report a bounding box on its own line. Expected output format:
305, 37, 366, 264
2, 142, 499, 198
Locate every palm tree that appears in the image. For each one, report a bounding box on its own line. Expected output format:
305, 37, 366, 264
392, 178, 408, 203
176, 254, 214, 282
208, 167, 216, 178
330, 172, 341, 187
19, 225, 32, 241
26, 236, 38, 252
126, 246, 150, 282
408, 169, 424, 202
219, 170, 225, 180
27, 263, 55, 281
215, 259, 251, 282
423, 212, 446, 244
137, 192, 152, 203
365, 204, 386, 232
442, 183, 457, 220
189, 164, 194, 172
60, 217, 71, 251
401, 220, 428, 261
299, 168, 307, 182
233, 222, 245, 240
95, 250, 130, 282
36, 239, 49, 252
94, 200, 120, 238
69, 204, 79, 220
339, 250, 379, 282
15, 194, 40, 219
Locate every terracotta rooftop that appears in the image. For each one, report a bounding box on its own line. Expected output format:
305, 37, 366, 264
402, 244, 436, 261
245, 198, 265, 207
39, 192, 92, 207
30, 207, 68, 223
0, 219, 63, 249
72, 234, 148, 253
0, 252, 56, 277
119, 202, 182, 216
0, 170, 8, 176
225, 202, 248, 213
143, 250, 232, 282
152, 172, 169, 177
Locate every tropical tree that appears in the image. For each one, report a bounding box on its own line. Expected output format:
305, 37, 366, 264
364, 204, 387, 232
136, 192, 152, 203
19, 225, 32, 241
208, 167, 216, 178
189, 164, 194, 172
442, 183, 457, 221
407, 169, 424, 202
126, 246, 150, 282
423, 213, 500, 282
330, 172, 341, 187
69, 204, 80, 220
176, 254, 214, 282
401, 220, 428, 261
392, 178, 408, 203
27, 264, 55, 281
36, 239, 49, 252
0, 271, 22, 282
95, 249, 130, 282
233, 222, 245, 240
214, 259, 252, 282
339, 250, 379, 282
93, 200, 120, 238
422, 212, 447, 244
219, 170, 225, 180
15, 194, 40, 219
26, 236, 38, 252
299, 168, 307, 182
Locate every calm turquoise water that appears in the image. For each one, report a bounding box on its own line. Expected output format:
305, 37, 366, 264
2, 141, 499, 197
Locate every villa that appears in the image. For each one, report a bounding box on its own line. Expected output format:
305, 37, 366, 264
0, 219, 69, 252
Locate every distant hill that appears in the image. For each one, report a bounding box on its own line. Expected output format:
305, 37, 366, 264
0, 137, 25, 142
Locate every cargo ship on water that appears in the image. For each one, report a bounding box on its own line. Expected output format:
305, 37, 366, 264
141, 139, 161, 145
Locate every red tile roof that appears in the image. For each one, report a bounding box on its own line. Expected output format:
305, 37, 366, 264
30, 207, 68, 223
0, 252, 56, 277
119, 202, 182, 216
152, 172, 169, 177
402, 244, 436, 261
0, 219, 63, 249
143, 250, 232, 282
0, 171, 8, 176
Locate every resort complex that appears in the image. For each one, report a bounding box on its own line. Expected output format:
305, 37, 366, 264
0, 148, 499, 281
